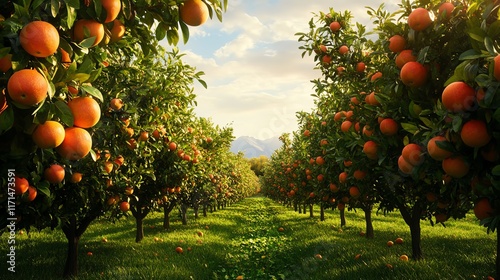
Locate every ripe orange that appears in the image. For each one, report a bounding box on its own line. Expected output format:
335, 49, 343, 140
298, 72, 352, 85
353, 170, 366, 180
339, 45, 349, 55
460, 119, 491, 148
408, 8, 432, 31
363, 140, 378, 159
109, 19, 125, 43
379, 118, 398, 136
7, 69, 48, 106
138, 131, 149, 141
103, 161, 114, 173
349, 186, 360, 198
56, 127, 92, 161
474, 198, 494, 220
398, 155, 414, 175
438, 2, 454, 20
355, 62, 366, 72
20, 21, 60, 58
441, 81, 476, 112
402, 143, 423, 166
27, 186, 37, 202
303, 129, 311, 137
387, 241, 394, 247
322, 55, 332, 64
119, 201, 130, 212
388, 35, 406, 53
32, 120, 65, 149
109, 98, 123, 110
481, 142, 500, 162
395, 237, 404, 244
442, 156, 470, 178
68, 97, 101, 128
334, 111, 345, 121
330, 21, 341, 32
339, 172, 348, 184
175, 246, 184, 254
101, 0, 121, 23
73, 19, 105, 47
427, 136, 453, 161
370, 71, 382, 82
318, 44, 327, 53
399, 254, 409, 261
329, 183, 339, 192
71, 172, 83, 183
395, 49, 417, 69
400, 61, 428, 87
0, 54, 12, 72
435, 213, 448, 223
494, 55, 500, 81
180, 0, 209, 26
44, 164, 65, 184
316, 156, 325, 165
341, 120, 352, 132
15, 177, 29, 195
337, 203, 345, 210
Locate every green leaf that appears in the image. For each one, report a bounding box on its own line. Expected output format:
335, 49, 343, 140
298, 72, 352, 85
51, 0, 60, 17
53, 100, 74, 127
166, 29, 179, 45
36, 181, 51, 198
492, 165, 500, 176
459, 49, 484, 60
401, 122, 418, 134
0, 105, 14, 133
484, 37, 497, 55
80, 84, 103, 102
156, 25, 167, 41
179, 21, 189, 44
467, 27, 486, 42
419, 117, 435, 129
72, 73, 91, 83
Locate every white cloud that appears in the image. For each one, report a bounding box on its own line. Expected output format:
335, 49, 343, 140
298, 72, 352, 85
177, 0, 401, 140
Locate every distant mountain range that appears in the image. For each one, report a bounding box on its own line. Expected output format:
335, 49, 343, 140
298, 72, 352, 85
230, 136, 282, 158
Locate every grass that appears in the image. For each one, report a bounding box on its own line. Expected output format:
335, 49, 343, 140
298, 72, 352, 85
1, 195, 497, 279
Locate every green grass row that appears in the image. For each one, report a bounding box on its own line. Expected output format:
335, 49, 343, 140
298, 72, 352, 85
1, 195, 497, 279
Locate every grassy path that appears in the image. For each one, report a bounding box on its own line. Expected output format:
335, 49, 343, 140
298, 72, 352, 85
1, 195, 497, 279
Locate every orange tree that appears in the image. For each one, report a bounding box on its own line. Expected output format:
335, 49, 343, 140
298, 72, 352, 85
289, 0, 481, 261
0, 0, 227, 277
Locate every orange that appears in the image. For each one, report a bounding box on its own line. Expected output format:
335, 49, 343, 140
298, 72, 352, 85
388, 35, 406, 53
71, 172, 83, 183
329, 183, 339, 192
442, 156, 469, 178
474, 198, 494, 220
337, 203, 345, 210
322, 55, 332, 64
370, 71, 382, 82
101, 0, 121, 23
180, 0, 209, 26
408, 8, 432, 31
355, 62, 366, 72
138, 131, 149, 141
363, 125, 374, 137
44, 164, 65, 184
481, 142, 500, 162
7, 69, 48, 106
460, 119, 491, 148
59, 48, 71, 65
402, 143, 423, 166
19, 21, 60, 58
400, 61, 428, 87
435, 213, 448, 223
353, 170, 366, 180
379, 118, 398, 136
438, 2, 454, 20
334, 111, 345, 121
32, 120, 65, 149
109, 98, 123, 110
15, 176, 29, 195
349, 186, 360, 198
494, 55, 500, 81
316, 156, 325, 165
73, 19, 105, 47
109, 19, 125, 43
441, 81, 476, 112
398, 155, 414, 175
339, 45, 349, 55
0, 54, 12, 72
103, 161, 114, 173
395, 49, 416, 69
56, 127, 92, 161
363, 140, 378, 159
119, 201, 130, 212
427, 136, 453, 161
68, 96, 101, 128
339, 172, 348, 184
27, 186, 37, 202
318, 44, 327, 53
399, 255, 409, 261
341, 120, 352, 132
329, 21, 341, 32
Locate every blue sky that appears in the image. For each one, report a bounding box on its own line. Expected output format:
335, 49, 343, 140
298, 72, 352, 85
175, 0, 400, 140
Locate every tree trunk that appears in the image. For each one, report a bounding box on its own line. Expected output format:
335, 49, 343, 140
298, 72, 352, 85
298, 203, 301, 213
163, 203, 175, 230
320, 204, 325, 221
180, 203, 188, 225
340, 208, 346, 227
135, 216, 144, 243
194, 204, 199, 219
63, 230, 79, 278
303, 203, 307, 214
363, 204, 374, 239
309, 204, 314, 217
294, 202, 298, 212
61, 215, 94, 279
203, 203, 207, 217
399, 204, 423, 260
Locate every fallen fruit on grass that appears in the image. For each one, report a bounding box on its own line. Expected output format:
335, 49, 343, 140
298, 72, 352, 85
395, 237, 404, 244
386, 263, 393, 269
101, 237, 108, 243
278, 227, 284, 232
355, 254, 362, 260
87, 251, 93, 256
175, 246, 184, 254
387, 241, 394, 247
196, 230, 204, 237
154, 237, 160, 242
314, 254, 323, 260
400, 254, 409, 261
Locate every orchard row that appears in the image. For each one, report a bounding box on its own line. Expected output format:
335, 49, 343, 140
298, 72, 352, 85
0, 0, 260, 278
262, 0, 500, 275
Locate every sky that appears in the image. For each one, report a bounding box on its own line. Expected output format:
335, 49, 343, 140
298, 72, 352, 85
174, 0, 400, 140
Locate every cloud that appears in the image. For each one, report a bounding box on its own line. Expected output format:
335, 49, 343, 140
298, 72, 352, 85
177, 0, 401, 139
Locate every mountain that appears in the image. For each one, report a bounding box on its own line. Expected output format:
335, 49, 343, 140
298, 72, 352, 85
230, 136, 281, 158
